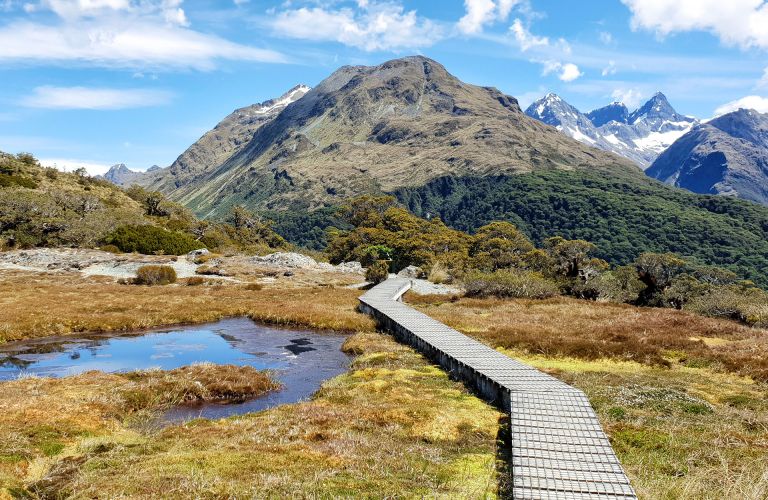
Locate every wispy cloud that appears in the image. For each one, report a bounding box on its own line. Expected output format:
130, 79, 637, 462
269, 1, 443, 52
458, 0, 520, 34
21, 86, 173, 110
0, 0, 285, 69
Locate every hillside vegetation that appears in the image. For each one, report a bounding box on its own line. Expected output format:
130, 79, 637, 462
0, 152, 288, 255
0, 152, 145, 249
327, 195, 768, 328
393, 170, 768, 287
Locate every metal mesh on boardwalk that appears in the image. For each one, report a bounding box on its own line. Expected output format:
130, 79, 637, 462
359, 278, 636, 500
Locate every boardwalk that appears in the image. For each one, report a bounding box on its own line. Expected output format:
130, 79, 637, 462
359, 278, 636, 500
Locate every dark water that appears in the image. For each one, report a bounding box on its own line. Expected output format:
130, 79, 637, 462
0, 318, 351, 421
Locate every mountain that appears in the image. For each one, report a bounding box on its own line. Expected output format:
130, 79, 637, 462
147, 56, 768, 285
587, 102, 628, 127
143, 84, 310, 191
647, 108, 768, 205
99, 163, 158, 186
146, 56, 635, 216
524, 92, 697, 168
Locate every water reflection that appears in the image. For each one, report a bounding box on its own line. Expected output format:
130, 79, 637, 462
0, 318, 351, 420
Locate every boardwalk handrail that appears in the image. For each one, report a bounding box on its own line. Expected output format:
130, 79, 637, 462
359, 278, 637, 499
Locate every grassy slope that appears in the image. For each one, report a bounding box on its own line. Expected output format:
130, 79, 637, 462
394, 169, 768, 287
409, 294, 768, 498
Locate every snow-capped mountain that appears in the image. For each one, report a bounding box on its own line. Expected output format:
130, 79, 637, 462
525, 92, 698, 169
647, 108, 768, 205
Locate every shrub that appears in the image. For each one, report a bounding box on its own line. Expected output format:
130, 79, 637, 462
687, 285, 768, 327
244, 283, 263, 291
365, 260, 390, 284
100, 244, 121, 254
464, 269, 559, 299
0, 173, 37, 189
134, 265, 177, 286
186, 277, 205, 286
105, 225, 204, 256
428, 261, 451, 284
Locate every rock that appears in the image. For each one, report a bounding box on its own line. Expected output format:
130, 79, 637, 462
397, 265, 424, 279
335, 261, 363, 274
188, 248, 210, 257
252, 252, 319, 269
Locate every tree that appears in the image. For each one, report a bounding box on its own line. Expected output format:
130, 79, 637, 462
470, 221, 534, 271
664, 274, 710, 309
634, 252, 686, 305
544, 237, 596, 278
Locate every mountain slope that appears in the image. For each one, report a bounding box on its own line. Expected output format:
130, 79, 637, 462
144, 84, 310, 191
147, 56, 636, 216
587, 102, 628, 127
525, 92, 697, 168
647, 109, 768, 205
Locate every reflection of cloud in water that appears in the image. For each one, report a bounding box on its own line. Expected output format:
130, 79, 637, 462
93, 353, 112, 358
150, 353, 175, 360
152, 343, 208, 352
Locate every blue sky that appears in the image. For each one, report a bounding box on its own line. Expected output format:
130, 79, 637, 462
0, 0, 766, 174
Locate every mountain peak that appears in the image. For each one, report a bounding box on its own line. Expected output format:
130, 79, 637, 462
587, 101, 629, 127
628, 92, 682, 124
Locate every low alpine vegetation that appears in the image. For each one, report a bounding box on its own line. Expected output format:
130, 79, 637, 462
134, 265, 177, 285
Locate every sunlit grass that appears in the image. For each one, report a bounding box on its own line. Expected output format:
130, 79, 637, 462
0, 333, 501, 498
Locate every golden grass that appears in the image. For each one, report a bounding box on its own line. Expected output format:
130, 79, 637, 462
0, 333, 501, 498
408, 294, 768, 381
408, 294, 768, 499
0, 365, 279, 495
0, 272, 373, 343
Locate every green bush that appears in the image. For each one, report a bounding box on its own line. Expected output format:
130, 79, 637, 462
463, 270, 559, 299
365, 260, 390, 284
105, 225, 204, 256
134, 265, 177, 285
0, 173, 37, 189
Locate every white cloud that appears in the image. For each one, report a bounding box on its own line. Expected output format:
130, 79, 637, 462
611, 88, 644, 108
622, 0, 768, 50
509, 18, 548, 51
270, 1, 442, 51
458, 0, 519, 34
39, 158, 114, 176
541, 61, 582, 82
714, 95, 768, 116
0, 1, 285, 69
602, 60, 617, 76
21, 86, 173, 109
598, 31, 613, 45
558, 63, 582, 82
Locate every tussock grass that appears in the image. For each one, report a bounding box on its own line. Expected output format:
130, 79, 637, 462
0, 273, 374, 343
0, 333, 501, 498
409, 294, 768, 381
409, 294, 768, 498
0, 365, 279, 495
